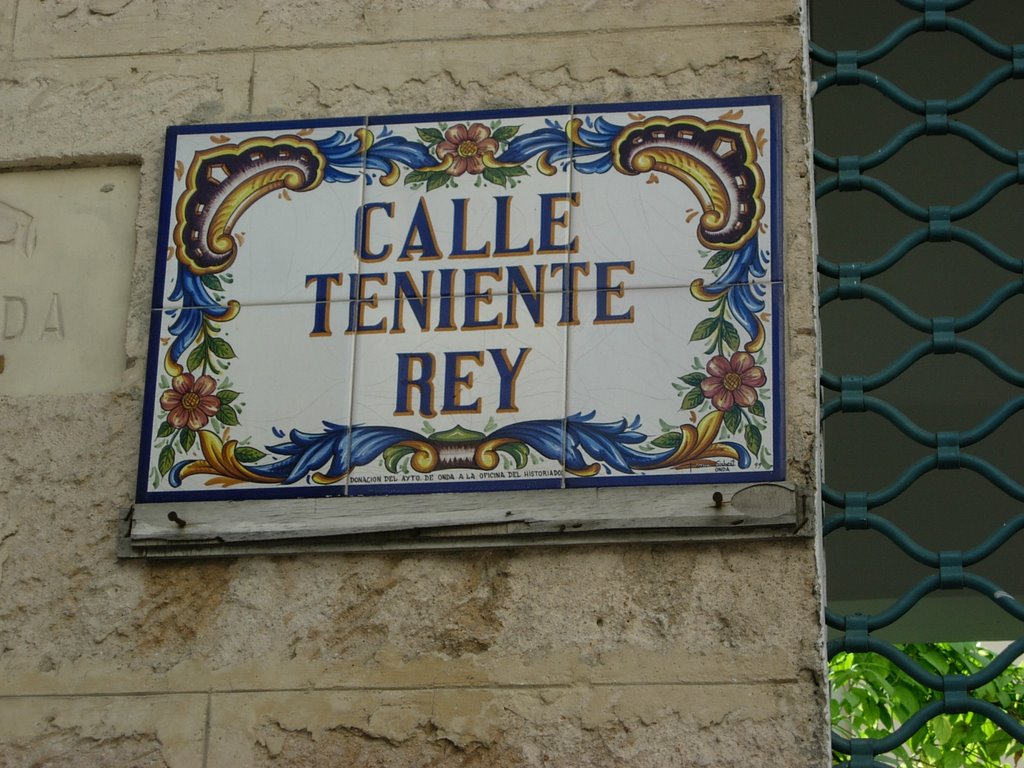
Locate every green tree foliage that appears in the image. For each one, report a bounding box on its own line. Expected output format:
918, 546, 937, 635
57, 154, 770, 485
831, 643, 1024, 767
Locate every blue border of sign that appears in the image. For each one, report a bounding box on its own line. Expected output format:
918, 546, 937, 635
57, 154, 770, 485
136, 96, 785, 503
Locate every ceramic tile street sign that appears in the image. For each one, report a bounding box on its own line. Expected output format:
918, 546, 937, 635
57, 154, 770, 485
138, 97, 783, 503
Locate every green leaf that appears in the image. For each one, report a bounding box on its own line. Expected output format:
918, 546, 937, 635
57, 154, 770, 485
422, 420, 435, 435
652, 432, 683, 448
156, 421, 174, 438
744, 424, 762, 454
416, 126, 445, 145
216, 404, 239, 426
426, 171, 449, 192
201, 274, 224, 291
680, 372, 706, 386
186, 343, 206, 373
723, 407, 742, 434
749, 399, 766, 418
433, 424, 485, 443
503, 164, 528, 177
703, 250, 732, 270
208, 337, 236, 360
383, 444, 416, 473
721, 322, 741, 352
217, 389, 240, 404
921, 649, 950, 675
482, 167, 507, 187
158, 445, 175, 477
404, 170, 431, 185
681, 388, 705, 410
893, 685, 920, 714
491, 124, 521, 143
179, 428, 195, 452
234, 446, 267, 464
496, 441, 530, 469
690, 317, 718, 341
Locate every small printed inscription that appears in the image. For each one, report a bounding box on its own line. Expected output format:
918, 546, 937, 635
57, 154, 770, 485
348, 467, 562, 484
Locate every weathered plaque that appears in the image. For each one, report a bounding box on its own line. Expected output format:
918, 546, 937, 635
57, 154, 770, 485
0, 167, 139, 395
137, 98, 783, 503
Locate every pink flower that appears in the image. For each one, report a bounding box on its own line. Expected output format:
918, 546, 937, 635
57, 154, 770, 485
160, 373, 221, 431
700, 352, 766, 412
435, 123, 499, 176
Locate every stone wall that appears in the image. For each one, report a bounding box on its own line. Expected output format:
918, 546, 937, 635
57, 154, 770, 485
0, 1, 827, 765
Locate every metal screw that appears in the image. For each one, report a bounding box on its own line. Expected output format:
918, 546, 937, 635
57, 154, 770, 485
712, 491, 724, 509
167, 511, 187, 528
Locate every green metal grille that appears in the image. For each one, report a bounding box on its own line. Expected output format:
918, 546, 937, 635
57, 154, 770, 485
812, 0, 1024, 764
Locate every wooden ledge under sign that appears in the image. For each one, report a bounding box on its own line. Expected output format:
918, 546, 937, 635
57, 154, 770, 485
120, 482, 811, 558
